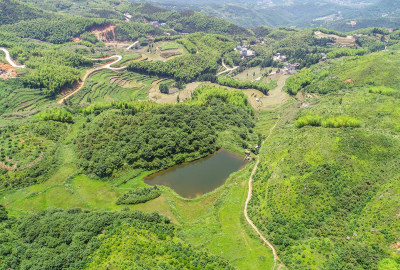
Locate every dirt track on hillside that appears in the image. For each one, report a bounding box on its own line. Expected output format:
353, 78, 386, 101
57, 55, 126, 104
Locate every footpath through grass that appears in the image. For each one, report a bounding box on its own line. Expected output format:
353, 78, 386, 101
176, 165, 275, 269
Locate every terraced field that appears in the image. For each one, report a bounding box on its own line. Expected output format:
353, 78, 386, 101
68, 70, 158, 104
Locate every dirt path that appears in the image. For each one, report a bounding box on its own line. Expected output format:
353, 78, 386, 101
0, 48, 25, 68
57, 55, 126, 104
91, 55, 127, 70
244, 118, 283, 268
217, 60, 238, 76
126, 41, 139, 51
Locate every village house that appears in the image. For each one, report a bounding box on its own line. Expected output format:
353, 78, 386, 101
285, 63, 300, 75
346, 20, 357, 27
151, 21, 161, 27
123, 13, 132, 22
273, 53, 287, 62
235, 46, 255, 57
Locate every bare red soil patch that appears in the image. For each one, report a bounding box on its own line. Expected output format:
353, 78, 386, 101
0, 62, 18, 79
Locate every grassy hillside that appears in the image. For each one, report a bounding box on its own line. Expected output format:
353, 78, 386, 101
249, 51, 400, 269
0, 85, 269, 268
285, 50, 400, 95
1, 1, 400, 269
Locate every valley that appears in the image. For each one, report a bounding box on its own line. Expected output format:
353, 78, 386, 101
0, 0, 399, 269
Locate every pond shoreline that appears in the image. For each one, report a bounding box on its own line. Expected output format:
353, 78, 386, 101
144, 149, 248, 198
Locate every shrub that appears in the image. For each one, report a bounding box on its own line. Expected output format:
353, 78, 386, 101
295, 115, 361, 128
159, 83, 169, 94
285, 68, 314, 95
322, 117, 361, 128
327, 48, 368, 59
369, 86, 398, 96
294, 114, 322, 128
80, 32, 98, 44
216, 76, 276, 95
0, 205, 7, 221
35, 109, 73, 123
116, 186, 162, 205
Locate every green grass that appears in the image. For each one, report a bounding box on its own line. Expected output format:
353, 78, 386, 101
369, 86, 399, 96
285, 50, 400, 96
159, 42, 180, 51
118, 170, 155, 189
73, 175, 121, 208
331, 51, 400, 88
1, 124, 275, 269
234, 67, 269, 83
177, 165, 275, 269
249, 88, 400, 269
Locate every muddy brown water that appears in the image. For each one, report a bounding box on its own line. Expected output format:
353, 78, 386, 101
144, 149, 248, 198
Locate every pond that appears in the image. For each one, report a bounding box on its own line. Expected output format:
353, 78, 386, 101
144, 149, 248, 198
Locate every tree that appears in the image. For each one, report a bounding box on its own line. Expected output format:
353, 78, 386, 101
0, 204, 8, 221
159, 83, 169, 94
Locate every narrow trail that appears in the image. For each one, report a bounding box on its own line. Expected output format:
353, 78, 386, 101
0, 48, 26, 68
57, 55, 127, 104
126, 40, 139, 51
217, 60, 238, 76
244, 117, 284, 269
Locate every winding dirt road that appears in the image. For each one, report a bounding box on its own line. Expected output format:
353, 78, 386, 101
91, 55, 127, 70
57, 55, 126, 104
0, 48, 26, 68
244, 118, 284, 269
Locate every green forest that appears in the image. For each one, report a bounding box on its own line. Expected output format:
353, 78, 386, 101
0, 209, 232, 269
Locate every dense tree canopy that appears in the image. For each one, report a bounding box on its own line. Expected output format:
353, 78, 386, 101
0, 208, 233, 269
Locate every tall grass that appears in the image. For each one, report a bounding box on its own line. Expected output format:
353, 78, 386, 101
35, 108, 73, 123
295, 114, 322, 128
369, 86, 398, 96
295, 114, 361, 128
322, 116, 361, 128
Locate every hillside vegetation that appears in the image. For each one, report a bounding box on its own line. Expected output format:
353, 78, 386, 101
76, 87, 255, 178
0, 0, 49, 25
0, 209, 232, 269
1, 0, 400, 269
249, 50, 400, 269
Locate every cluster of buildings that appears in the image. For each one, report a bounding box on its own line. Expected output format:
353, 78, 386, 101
235, 46, 255, 57
346, 20, 357, 27
285, 63, 300, 75
273, 52, 300, 75
150, 21, 167, 28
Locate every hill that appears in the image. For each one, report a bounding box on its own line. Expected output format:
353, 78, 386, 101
0, 0, 49, 25
0, 0, 400, 269
249, 50, 400, 269
152, 0, 400, 30
16, 0, 251, 37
